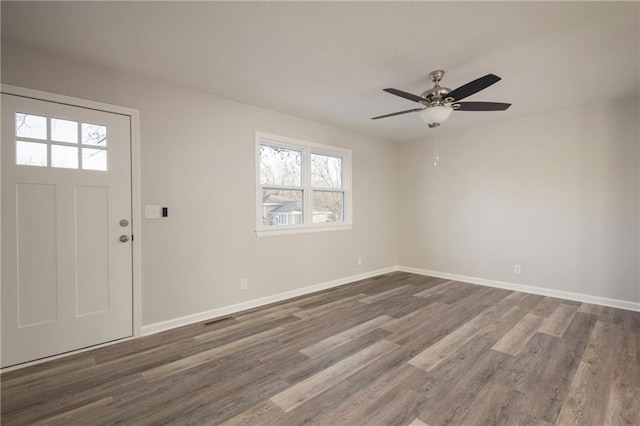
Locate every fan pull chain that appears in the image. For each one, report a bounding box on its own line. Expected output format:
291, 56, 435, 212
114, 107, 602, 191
433, 129, 440, 167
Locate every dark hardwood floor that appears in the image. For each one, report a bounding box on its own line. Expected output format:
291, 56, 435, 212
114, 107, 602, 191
2, 272, 639, 425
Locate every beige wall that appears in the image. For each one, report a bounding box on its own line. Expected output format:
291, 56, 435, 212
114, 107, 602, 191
1, 43, 398, 326
3, 41, 638, 330
398, 98, 640, 303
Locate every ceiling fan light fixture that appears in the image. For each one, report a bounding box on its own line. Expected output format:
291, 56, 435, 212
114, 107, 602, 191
419, 105, 453, 127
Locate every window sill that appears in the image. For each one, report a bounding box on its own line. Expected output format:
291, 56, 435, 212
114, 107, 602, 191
255, 224, 352, 237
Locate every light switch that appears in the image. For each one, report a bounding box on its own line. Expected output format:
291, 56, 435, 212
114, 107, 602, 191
145, 205, 161, 219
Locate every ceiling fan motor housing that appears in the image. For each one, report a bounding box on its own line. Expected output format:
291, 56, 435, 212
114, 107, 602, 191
421, 87, 452, 103
422, 70, 452, 103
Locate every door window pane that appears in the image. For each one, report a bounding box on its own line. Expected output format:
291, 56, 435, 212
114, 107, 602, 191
260, 144, 302, 186
262, 189, 303, 226
312, 191, 343, 223
16, 113, 47, 140
51, 145, 78, 169
16, 141, 47, 167
51, 118, 78, 143
311, 154, 343, 189
82, 123, 107, 146
82, 149, 107, 171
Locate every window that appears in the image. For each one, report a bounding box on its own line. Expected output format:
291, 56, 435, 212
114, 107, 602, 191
15, 113, 108, 171
256, 132, 352, 236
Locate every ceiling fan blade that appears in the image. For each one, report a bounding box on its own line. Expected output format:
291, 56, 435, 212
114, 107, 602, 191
383, 88, 426, 104
371, 107, 424, 120
455, 101, 511, 111
447, 74, 501, 101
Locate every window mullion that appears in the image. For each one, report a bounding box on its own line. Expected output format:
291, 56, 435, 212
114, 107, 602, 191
303, 146, 311, 225
262, 184, 304, 191
310, 187, 345, 193
47, 117, 52, 167
342, 154, 348, 222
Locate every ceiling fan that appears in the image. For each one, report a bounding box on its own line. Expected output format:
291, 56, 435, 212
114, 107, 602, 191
372, 70, 511, 128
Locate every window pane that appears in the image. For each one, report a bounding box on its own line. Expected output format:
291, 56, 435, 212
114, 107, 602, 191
82, 123, 107, 146
82, 148, 108, 171
260, 144, 301, 186
262, 189, 303, 226
311, 153, 343, 189
51, 145, 78, 169
312, 191, 343, 223
16, 113, 47, 140
51, 118, 78, 143
16, 141, 47, 167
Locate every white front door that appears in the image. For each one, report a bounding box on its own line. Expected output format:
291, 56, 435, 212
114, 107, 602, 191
1, 93, 133, 368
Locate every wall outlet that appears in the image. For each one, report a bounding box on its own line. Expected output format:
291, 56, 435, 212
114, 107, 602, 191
240, 278, 248, 290
357, 257, 363, 266
514, 264, 522, 275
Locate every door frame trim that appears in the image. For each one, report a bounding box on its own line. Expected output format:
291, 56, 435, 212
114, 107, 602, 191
1, 84, 143, 340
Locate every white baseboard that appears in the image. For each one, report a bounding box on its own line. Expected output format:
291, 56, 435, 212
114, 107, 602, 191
139, 264, 640, 336
398, 266, 640, 312
141, 266, 399, 336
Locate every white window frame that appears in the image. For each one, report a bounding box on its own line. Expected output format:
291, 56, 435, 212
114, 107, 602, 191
255, 132, 352, 237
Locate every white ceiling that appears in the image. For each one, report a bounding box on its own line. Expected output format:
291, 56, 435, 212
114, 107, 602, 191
2, 1, 639, 142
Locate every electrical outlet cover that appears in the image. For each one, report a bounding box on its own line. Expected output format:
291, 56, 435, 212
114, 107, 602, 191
145, 205, 161, 219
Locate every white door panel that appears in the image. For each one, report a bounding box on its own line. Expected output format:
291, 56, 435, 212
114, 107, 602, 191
2, 94, 133, 367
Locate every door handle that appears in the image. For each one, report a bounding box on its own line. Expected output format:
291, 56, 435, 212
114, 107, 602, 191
119, 235, 130, 243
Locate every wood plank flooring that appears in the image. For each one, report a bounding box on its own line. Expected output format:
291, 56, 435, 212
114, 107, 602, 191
2, 272, 639, 425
